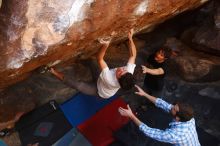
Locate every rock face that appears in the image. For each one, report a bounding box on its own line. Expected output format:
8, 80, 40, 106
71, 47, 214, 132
181, 0, 220, 56
0, 0, 208, 89
174, 56, 220, 82
165, 37, 220, 82
192, 13, 220, 56
1, 1, 220, 145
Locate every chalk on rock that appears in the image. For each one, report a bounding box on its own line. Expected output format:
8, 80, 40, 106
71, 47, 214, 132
98, 37, 112, 44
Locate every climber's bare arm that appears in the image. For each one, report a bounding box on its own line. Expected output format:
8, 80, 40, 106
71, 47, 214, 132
97, 39, 111, 70
128, 29, 137, 64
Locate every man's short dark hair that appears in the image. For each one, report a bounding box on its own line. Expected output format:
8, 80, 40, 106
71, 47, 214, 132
176, 102, 194, 122
158, 47, 172, 59
118, 73, 135, 90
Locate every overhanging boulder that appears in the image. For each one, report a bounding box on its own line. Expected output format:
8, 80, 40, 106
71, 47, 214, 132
0, 0, 209, 89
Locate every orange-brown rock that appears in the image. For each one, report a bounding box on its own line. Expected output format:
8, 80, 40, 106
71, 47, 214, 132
0, 0, 209, 89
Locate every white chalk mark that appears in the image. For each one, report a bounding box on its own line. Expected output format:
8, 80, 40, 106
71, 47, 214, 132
134, 0, 149, 16
68, 0, 94, 25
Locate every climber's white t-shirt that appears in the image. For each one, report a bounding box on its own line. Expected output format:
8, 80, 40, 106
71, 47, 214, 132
97, 63, 136, 99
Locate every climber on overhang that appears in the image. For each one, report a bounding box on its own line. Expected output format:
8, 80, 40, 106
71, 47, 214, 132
50, 28, 137, 99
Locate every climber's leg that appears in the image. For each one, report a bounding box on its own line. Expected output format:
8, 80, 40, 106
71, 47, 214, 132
63, 78, 99, 97
50, 67, 99, 96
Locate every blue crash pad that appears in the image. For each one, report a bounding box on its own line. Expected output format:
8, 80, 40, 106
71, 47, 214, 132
60, 93, 117, 126
0, 140, 7, 146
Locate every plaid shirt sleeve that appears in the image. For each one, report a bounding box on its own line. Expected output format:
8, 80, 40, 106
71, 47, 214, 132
139, 123, 180, 144
155, 98, 173, 113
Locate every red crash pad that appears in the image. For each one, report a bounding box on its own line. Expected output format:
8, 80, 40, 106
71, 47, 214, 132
77, 98, 129, 146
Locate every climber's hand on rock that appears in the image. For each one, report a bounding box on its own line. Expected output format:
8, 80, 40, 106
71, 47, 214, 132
128, 28, 134, 39
98, 37, 111, 46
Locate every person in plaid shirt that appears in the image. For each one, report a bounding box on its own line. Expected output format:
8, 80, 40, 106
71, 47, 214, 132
119, 85, 201, 146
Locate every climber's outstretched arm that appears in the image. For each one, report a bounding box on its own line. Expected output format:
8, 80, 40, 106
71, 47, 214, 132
97, 39, 111, 70
127, 29, 137, 64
